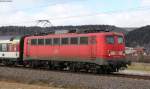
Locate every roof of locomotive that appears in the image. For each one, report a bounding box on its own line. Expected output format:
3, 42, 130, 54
25, 32, 124, 38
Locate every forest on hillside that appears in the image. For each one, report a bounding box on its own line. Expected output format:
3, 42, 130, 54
126, 25, 150, 51
0, 25, 126, 35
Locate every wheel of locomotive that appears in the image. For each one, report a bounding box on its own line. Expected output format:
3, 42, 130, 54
48, 61, 53, 70
96, 68, 103, 74
97, 65, 111, 74
29, 61, 39, 68
69, 62, 79, 72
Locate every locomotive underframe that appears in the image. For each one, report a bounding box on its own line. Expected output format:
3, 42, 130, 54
23, 57, 130, 73
0, 56, 130, 73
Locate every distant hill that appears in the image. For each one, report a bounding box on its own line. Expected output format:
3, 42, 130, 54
0, 25, 127, 35
122, 27, 137, 31
126, 25, 150, 49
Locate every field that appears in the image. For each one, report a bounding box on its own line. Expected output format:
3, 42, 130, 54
126, 55, 150, 71
127, 62, 150, 72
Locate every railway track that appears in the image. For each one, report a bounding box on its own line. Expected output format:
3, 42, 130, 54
0, 64, 150, 81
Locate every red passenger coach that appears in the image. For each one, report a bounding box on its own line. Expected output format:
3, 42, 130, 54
23, 31, 129, 73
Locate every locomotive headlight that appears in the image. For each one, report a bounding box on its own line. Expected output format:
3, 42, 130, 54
107, 50, 111, 56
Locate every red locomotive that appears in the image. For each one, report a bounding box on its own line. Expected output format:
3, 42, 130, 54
0, 30, 130, 73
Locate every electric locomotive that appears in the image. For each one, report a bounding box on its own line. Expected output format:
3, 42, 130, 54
0, 30, 130, 73
23, 30, 129, 73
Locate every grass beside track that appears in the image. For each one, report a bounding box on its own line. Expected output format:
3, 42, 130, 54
127, 62, 150, 72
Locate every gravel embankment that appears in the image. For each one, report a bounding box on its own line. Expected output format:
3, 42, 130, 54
0, 67, 150, 89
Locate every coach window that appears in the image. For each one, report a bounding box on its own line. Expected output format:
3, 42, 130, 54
80, 37, 88, 45
31, 39, 37, 45
61, 38, 69, 45
2, 44, 7, 52
106, 36, 114, 44
53, 38, 60, 45
45, 38, 52, 45
38, 39, 44, 45
0, 44, 2, 51
70, 37, 78, 45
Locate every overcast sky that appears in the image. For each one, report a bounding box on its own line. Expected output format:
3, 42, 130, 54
0, 0, 150, 27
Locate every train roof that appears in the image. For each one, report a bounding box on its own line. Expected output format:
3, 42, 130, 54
0, 35, 22, 43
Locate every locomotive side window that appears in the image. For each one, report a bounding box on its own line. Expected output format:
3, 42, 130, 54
106, 36, 114, 44
45, 39, 52, 45
53, 38, 60, 45
80, 37, 88, 45
70, 37, 78, 45
31, 39, 37, 45
61, 38, 69, 45
118, 36, 124, 44
38, 39, 44, 45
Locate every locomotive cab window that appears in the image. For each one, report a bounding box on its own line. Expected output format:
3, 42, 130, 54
70, 37, 78, 45
106, 36, 114, 44
31, 39, 37, 45
45, 39, 52, 45
38, 39, 44, 45
61, 38, 69, 45
80, 37, 88, 45
53, 38, 60, 45
118, 36, 124, 44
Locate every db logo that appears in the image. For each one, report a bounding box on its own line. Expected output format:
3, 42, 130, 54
53, 49, 59, 54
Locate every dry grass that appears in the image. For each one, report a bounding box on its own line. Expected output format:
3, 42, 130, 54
127, 62, 150, 72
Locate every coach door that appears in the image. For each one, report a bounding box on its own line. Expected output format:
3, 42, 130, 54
90, 36, 97, 58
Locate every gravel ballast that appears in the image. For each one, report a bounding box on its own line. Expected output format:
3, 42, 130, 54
0, 67, 150, 89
